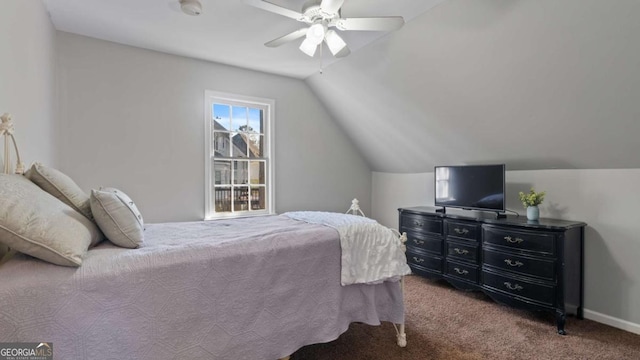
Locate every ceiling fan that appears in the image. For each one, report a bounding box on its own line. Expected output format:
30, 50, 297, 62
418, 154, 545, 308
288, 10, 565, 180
245, 0, 405, 58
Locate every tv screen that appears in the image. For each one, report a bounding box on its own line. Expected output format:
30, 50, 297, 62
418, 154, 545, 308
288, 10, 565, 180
434, 164, 505, 212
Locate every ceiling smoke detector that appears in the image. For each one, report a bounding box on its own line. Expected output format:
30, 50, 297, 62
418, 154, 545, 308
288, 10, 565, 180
180, 0, 202, 16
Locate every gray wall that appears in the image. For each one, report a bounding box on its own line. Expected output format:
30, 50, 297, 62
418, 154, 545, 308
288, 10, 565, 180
307, 0, 640, 172
56, 32, 371, 223
372, 169, 640, 334
0, 0, 57, 167
304, 0, 640, 333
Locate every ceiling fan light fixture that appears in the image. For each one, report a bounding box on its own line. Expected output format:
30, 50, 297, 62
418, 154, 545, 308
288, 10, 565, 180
299, 38, 318, 57
306, 23, 327, 45
325, 30, 347, 56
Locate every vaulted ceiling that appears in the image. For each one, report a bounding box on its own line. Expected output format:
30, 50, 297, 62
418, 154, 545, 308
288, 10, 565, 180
43, 0, 640, 173
43, 0, 444, 79
307, 0, 640, 172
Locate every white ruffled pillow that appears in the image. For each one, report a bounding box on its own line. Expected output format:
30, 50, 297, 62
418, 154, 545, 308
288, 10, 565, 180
90, 188, 144, 248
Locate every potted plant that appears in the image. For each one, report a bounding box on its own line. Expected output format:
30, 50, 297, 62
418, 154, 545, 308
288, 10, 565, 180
519, 188, 546, 221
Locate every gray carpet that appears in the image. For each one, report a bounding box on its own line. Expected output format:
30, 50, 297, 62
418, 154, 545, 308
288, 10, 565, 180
292, 275, 640, 359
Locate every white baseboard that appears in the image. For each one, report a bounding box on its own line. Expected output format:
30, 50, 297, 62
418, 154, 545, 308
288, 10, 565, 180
584, 309, 640, 335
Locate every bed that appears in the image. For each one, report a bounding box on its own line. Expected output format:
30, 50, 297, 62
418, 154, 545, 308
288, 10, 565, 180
0, 116, 410, 360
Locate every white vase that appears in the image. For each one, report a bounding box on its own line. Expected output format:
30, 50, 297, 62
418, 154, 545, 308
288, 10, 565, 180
527, 206, 539, 221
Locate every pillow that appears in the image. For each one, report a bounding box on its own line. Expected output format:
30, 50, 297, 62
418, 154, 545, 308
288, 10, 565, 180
25, 162, 94, 221
0, 174, 102, 267
90, 188, 144, 248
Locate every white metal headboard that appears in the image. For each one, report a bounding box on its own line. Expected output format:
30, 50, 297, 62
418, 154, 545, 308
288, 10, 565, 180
0, 113, 25, 175
0, 112, 23, 264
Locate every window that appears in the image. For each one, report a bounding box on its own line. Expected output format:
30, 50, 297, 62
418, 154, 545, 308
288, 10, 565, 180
205, 91, 274, 219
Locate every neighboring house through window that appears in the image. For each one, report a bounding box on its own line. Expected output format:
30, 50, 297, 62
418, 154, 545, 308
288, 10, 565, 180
204, 90, 274, 219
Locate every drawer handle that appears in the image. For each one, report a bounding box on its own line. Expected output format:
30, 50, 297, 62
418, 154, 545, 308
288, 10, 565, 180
412, 239, 425, 245
503, 282, 524, 291
503, 236, 524, 244
454, 267, 469, 275
454, 228, 469, 235
453, 248, 469, 255
412, 257, 425, 263
413, 220, 424, 227
504, 259, 524, 267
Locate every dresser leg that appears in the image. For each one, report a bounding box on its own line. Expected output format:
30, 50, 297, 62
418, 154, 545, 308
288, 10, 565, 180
556, 310, 567, 335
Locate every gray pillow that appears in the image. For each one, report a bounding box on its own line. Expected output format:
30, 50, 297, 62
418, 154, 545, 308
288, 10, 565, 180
0, 174, 102, 267
90, 188, 144, 248
25, 162, 94, 221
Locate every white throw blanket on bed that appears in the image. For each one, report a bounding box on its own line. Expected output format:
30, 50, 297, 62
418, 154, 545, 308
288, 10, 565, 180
284, 211, 411, 286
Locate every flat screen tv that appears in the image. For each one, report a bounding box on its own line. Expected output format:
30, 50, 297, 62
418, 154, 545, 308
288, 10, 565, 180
434, 164, 505, 212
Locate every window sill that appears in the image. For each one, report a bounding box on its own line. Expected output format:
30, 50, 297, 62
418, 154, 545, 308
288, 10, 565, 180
204, 211, 275, 221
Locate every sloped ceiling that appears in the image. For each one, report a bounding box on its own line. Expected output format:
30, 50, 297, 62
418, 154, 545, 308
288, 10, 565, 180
307, 0, 640, 172
42, 0, 444, 79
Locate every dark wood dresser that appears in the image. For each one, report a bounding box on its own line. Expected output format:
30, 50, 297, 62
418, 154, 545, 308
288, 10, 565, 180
399, 206, 586, 334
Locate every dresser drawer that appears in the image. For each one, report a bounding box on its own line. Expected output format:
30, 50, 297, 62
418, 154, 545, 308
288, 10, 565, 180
446, 220, 479, 242
401, 214, 442, 235
446, 261, 478, 283
483, 248, 556, 280
407, 249, 442, 273
446, 241, 478, 263
482, 270, 556, 306
483, 226, 556, 255
406, 231, 442, 255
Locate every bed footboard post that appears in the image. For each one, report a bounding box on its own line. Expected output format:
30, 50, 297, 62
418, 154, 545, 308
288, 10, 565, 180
396, 275, 407, 347
346, 198, 366, 217
395, 232, 408, 347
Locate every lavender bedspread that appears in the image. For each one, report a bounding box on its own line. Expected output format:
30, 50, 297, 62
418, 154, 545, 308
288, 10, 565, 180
0, 215, 404, 360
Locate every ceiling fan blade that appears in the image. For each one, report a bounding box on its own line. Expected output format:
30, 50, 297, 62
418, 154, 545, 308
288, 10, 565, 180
336, 17, 405, 31
324, 30, 351, 58
244, 0, 304, 20
265, 28, 308, 47
320, 0, 344, 14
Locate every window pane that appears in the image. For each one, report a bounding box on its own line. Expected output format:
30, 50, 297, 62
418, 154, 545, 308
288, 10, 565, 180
234, 186, 249, 211
250, 161, 265, 185
214, 160, 231, 185
250, 187, 266, 210
213, 104, 231, 131
233, 161, 248, 184
249, 135, 263, 158
214, 186, 232, 212
213, 131, 230, 157
248, 108, 263, 134
232, 106, 248, 132
231, 132, 249, 158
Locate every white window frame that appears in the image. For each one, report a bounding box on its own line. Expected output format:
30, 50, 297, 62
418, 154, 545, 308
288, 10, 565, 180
204, 90, 275, 220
